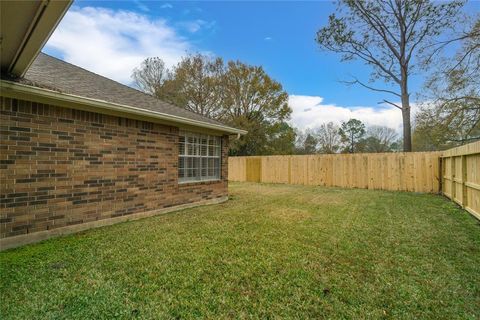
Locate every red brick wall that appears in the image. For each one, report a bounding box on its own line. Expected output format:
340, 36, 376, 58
0, 97, 228, 239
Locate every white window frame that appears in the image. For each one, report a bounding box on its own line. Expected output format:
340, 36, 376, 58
178, 131, 221, 183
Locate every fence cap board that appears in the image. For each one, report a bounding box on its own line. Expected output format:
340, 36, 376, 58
441, 141, 480, 157
230, 151, 443, 159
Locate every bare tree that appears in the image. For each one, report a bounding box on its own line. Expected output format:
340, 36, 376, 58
316, 122, 341, 154
364, 125, 398, 152
316, 0, 464, 151
132, 57, 171, 96
294, 129, 318, 154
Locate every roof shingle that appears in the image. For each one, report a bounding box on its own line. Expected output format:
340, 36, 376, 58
21, 53, 229, 129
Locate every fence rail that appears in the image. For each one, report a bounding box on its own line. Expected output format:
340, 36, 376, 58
228, 141, 480, 219
441, 141, 480, 220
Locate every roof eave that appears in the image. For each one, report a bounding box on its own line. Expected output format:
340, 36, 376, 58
5, 1, 73, 77
0, 80, 247, 135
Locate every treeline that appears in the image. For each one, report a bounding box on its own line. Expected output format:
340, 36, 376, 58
131, 55, 404, 156
131, 1, 479, 156
131, 54, 293, 156
295, 119, 402, 155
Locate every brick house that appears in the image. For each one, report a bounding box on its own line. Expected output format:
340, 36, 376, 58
0, 1, 246, 250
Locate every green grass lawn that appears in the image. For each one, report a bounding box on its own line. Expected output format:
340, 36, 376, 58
1, 182, 479, 319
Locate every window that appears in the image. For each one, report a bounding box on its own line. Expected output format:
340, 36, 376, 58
178, 131, 221, 183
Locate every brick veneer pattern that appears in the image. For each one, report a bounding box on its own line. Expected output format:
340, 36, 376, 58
0, 97, 228, 239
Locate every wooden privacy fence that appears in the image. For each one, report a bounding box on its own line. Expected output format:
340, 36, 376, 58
442, 141, 480, 220
228, 141, 480, 219
229, 152, 442, 193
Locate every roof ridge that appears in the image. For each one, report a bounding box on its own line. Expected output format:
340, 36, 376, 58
37, 52, 223, 125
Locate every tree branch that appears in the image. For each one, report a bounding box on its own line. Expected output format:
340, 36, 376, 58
353, 1, 401, 55
447, 135, 480, 143
341, 77, 401, 97
381, 99, 402, 110
338, 46, 402, 84
423, 28, 478, 66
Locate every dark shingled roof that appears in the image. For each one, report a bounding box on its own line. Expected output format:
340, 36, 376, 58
21, 52, 228, 128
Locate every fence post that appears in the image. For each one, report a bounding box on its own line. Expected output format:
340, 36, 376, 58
451, 156, 456, 201
438, 157, 443, 194
461, 155, 467, 208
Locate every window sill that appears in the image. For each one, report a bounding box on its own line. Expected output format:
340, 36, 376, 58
178, 179, 222, 186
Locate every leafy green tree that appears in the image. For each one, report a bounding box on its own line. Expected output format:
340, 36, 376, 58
412, 118, 453, 151
132, 54, 225, 118
316, 0, 464, 152
221, 61, 291, 122
133, 56, 293, 156
303, 133, 318, 154
228, 113, 268, 156
228, 116, 296, 156
264, 122, 297, 155
339, 119, 366, 153
222, 61, 292, 155
169, 54, 226, 119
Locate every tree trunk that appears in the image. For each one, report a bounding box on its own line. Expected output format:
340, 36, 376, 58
400, 65, 412, 152
401, 93, 412, 152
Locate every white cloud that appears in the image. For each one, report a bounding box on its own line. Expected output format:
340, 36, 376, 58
45, 6, 192, 84
289, 95, 416, 133
264, 36, 273, 41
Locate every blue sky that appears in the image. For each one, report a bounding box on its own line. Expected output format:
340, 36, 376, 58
44, 0, 479, 132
